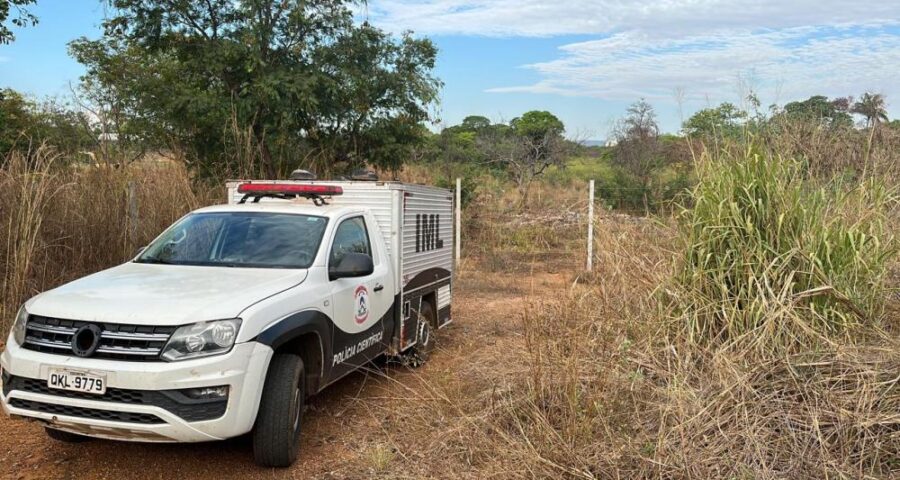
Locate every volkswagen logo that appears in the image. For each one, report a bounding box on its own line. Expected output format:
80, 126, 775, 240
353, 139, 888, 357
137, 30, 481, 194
71, 324, 103, 357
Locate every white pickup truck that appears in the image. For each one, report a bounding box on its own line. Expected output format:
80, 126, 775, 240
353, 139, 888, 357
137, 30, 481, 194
0, 180, 454, 467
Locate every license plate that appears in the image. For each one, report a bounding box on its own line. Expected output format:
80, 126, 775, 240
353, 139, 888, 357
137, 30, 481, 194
47, 369, 106, 395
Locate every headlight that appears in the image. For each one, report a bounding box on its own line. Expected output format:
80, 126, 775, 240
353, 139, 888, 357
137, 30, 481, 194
11, 306, 28, 346
161, 319, 241, 361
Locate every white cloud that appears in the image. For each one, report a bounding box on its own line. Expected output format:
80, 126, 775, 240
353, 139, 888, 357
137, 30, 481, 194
490, 27, 900, 103
367, 1, 899, 38
368, 1, 900, 105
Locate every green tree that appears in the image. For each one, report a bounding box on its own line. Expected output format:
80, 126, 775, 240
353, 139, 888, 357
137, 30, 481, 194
430, 127, 479, 185
31, 98, 95, 155
71, 0, 439, 178
480, 110, 569, 199
510, 110, 565, 141
459, 115, 491, 132
69, 37, 168, 163
0, 88, 94, 157
683, 102, 747, 138
851, 92, 889, 128
612, 99, 663, 212
782, 95, 853, 129
0, 0, 36, 44
0, 88, 31, 153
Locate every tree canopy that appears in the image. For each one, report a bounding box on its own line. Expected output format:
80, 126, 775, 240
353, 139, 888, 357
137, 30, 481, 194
0, 0, 36, 44
0, 88, 94, 156
510, 110, 565, 140
611, 99, 667, 211
851, 92, 889, 128
459, 115, 491, 132
683, 102, 747, 138
70, 0, 440, 178
782, 95, 853, 129
423, 112, 570, 198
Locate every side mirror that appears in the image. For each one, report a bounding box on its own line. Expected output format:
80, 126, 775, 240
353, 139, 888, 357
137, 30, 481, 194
329, 253, 374, 280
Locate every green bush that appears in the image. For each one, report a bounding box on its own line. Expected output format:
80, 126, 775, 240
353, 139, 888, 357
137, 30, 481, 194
434, 173, 479, 208
671, 148, 896, 352
546, 155, 693, 213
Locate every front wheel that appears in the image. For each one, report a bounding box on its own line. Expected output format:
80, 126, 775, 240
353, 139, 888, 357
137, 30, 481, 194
253, 353, 305, 467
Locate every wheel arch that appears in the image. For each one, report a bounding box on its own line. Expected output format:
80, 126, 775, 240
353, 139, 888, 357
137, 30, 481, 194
420, 291, 438, 327
255, 310, 332, 396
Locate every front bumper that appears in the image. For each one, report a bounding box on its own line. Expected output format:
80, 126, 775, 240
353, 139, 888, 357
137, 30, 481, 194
0, 340, 273, 442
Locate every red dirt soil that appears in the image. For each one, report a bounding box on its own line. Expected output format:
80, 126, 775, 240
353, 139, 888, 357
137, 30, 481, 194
0, 266, 570, 480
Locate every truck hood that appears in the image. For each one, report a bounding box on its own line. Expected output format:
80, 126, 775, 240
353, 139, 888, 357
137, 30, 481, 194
26, 262, 308, 326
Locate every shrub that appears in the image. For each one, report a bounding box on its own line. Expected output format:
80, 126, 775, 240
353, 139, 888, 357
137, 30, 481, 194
546, 155, 693, 214
434, 174, 478, 208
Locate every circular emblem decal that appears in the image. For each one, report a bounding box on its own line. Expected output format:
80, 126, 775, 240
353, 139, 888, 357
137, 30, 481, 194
72, 324, 103, 357
354, 285, 370, 324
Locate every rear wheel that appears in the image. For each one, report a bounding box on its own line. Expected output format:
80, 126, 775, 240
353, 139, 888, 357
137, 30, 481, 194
45, 427, 91, 443
405, 300, 436, 368
253, 353, 305, 467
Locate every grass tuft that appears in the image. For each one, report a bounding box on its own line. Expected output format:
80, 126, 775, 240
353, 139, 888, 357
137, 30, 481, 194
670, 148, 897, 352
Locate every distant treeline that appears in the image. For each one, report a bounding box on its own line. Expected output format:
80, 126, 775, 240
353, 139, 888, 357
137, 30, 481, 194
414, 93, 898, 212
1, 1, 898, 205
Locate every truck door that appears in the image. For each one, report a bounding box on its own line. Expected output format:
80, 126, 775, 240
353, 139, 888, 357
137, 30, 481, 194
326, 215, 392, 380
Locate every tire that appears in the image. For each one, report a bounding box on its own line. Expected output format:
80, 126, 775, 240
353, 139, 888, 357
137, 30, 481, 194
45, 427, 91, 443
253, 353, 305, 468
406, 300, 436, 368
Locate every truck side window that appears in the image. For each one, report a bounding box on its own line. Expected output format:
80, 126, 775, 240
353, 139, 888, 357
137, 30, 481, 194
329, 217, 371, 266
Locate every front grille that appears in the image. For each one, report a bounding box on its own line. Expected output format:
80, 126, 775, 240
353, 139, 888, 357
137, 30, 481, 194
9, 398, 164, 424
4, 376, 227, 422
22, 315, 176, 361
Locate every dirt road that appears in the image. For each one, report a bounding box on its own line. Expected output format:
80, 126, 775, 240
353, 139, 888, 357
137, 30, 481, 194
0, 264, 569, 480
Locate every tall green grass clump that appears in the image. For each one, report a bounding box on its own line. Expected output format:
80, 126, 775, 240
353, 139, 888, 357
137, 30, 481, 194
672, 148, 896, 352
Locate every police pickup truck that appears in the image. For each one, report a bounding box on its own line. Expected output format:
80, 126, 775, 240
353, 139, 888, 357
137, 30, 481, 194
1, 180, 453, 467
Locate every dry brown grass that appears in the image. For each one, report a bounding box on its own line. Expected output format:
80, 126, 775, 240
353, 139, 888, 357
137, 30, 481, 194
351, 151, 899, 478
352, 210, 898, 479
1, 136, 898, 479
762, 122, 900, 182
640, 343, 900, 478
0, 147, 219, 330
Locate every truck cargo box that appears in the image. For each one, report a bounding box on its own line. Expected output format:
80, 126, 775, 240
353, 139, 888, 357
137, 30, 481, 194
227, 180, 454, 351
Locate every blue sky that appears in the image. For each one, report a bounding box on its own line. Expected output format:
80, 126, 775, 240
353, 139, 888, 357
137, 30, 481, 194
0, 2, 104, 98
2, 1, 899, 140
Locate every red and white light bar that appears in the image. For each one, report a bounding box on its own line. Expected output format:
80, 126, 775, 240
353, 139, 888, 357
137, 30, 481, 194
237, 183, 343, 196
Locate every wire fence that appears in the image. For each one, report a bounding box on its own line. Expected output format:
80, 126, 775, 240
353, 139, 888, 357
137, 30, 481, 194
454, 178, 603, 274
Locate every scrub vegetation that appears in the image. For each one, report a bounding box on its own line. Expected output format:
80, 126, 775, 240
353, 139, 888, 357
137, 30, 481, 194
0, 148, 218, 327
366, 136, 897, 480
2, 0, 900, 477
1, 122, 899, 479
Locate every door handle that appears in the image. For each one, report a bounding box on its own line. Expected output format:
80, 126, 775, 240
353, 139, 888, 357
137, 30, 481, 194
374, 283, 384, 292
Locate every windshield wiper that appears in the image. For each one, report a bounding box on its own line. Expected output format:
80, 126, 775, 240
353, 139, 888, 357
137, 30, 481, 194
135, 256, 175, 265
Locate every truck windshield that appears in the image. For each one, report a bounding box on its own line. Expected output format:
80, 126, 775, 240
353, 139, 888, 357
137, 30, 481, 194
136, 212, 328, 269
